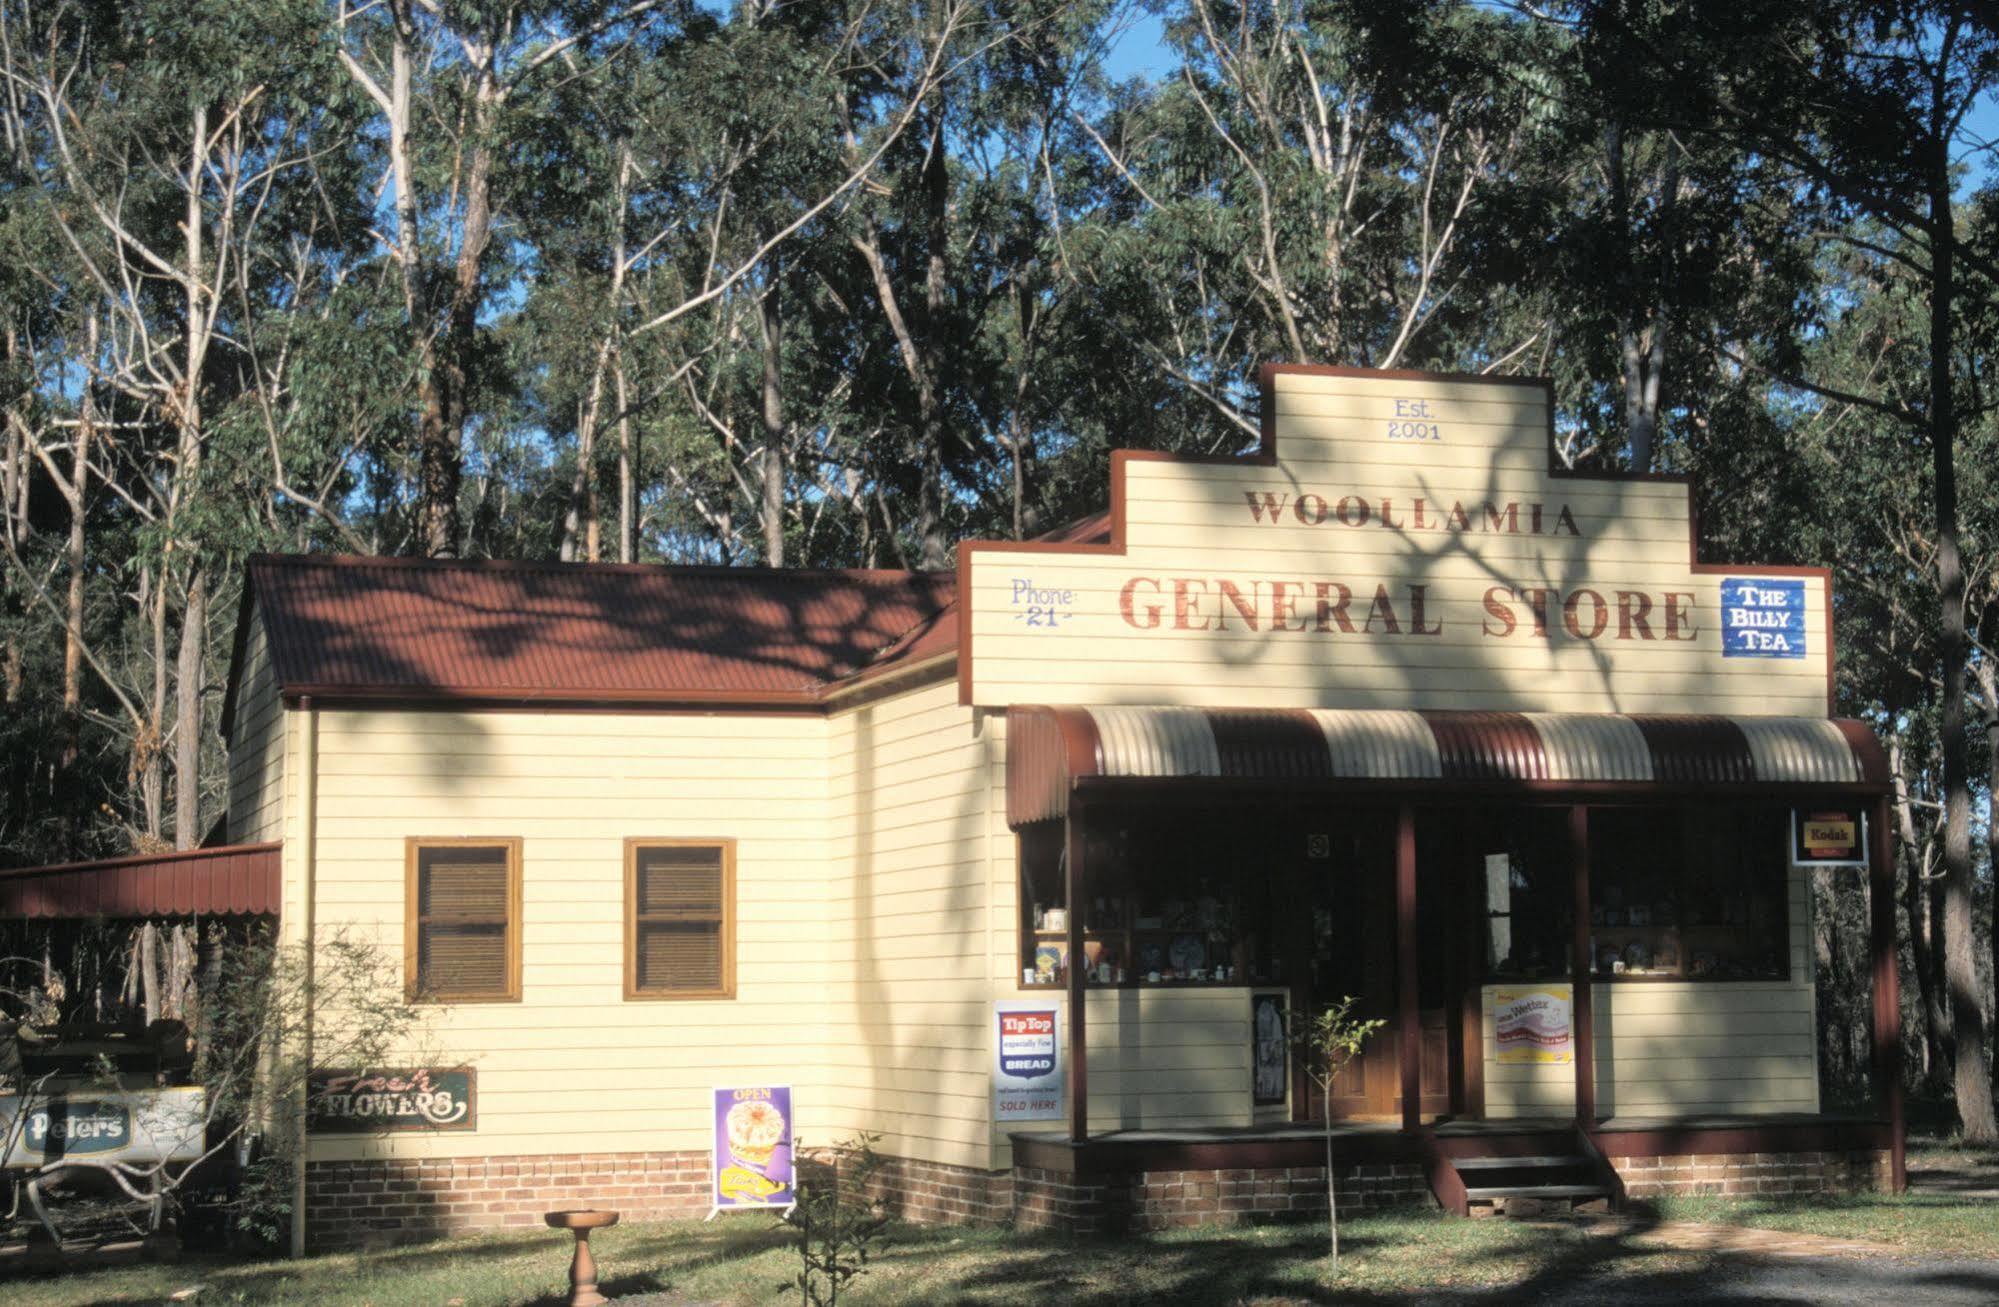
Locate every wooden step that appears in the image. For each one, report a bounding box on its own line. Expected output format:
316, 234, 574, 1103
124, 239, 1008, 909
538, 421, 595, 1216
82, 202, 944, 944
1464, 1183, 1611, 1201
1452, 1155, 1590, 1172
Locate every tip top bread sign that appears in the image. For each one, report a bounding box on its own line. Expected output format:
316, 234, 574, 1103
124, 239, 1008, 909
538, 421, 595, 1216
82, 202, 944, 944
960, 367, 1831, 717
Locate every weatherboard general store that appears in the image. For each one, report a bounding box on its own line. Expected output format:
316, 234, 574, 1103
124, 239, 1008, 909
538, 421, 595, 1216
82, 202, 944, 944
2, 365, 1903, 1246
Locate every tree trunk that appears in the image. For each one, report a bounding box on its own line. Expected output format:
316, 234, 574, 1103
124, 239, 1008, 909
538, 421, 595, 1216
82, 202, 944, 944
421, 90, 497, 560
916, 117, 949, 570
173, 569, 206, 849
758, 264, 786, 567
1927, 168, 1996, 1143
1892, 732, 1950, 1086
61, 396, 90, 776
1977, 637, 1999, 1119
614, 353, 635, 563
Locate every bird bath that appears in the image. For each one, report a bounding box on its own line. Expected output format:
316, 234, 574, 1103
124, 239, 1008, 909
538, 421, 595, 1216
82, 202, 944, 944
544, 1209, 620, 1307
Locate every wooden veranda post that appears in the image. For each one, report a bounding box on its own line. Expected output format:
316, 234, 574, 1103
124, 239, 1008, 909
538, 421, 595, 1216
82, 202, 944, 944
1569, 805, 1596, 1126
1066, 803, 1088, 1144
1868, 795, 1906, 1190
1396, 802, 1420, 1131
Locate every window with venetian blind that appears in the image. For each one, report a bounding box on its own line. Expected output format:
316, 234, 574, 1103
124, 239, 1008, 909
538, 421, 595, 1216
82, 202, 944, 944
406, 839, 521, 1003
626, 839, 735, 1000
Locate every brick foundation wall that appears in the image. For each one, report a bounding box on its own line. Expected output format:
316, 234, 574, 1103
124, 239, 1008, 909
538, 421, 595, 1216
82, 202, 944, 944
305, 1150, 711, 1250
1606, 1148, 1892, 1199
1015, 1162, 1431, 1235
812, 1151, 1013, 1227
303, 1142, 1894, 1248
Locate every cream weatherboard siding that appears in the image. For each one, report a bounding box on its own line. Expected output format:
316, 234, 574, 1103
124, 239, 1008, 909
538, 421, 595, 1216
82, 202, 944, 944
1481, 864, 1820, 1119
1081, 987, 1254, 1133
823, 681, 1005, 1171
225, 605, 287, 846
297, 707, 840, 1165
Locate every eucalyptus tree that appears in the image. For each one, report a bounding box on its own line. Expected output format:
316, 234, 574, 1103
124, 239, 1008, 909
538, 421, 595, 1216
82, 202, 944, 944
1574, 0, 1999, 1138
1067, 0, 1567, 443
0, 0, 355, 850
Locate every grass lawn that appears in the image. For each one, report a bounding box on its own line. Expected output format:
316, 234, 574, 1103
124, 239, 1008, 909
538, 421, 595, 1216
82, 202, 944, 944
0, 1208, 1718, 1307
1640, 1191, 1999, 1259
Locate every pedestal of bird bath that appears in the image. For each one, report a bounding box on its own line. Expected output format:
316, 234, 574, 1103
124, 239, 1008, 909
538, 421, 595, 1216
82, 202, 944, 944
544, 1209, 620, 1307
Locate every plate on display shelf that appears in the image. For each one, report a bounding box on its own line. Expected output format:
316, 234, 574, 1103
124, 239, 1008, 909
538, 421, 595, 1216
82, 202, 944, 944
1168, 933, 1206, 973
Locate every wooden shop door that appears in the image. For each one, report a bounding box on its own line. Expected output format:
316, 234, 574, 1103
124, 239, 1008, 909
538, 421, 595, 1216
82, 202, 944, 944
1296, 808, 1452, 1121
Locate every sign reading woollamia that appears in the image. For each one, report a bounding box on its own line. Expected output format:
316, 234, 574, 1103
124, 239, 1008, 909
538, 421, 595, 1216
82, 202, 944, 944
959, 368, 1832, 717
308, 1068, 475, 1133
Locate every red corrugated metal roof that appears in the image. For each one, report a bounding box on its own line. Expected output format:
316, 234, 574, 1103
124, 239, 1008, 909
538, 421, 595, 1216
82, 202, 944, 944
240, 554, 959, 711
0, 843, 281, 918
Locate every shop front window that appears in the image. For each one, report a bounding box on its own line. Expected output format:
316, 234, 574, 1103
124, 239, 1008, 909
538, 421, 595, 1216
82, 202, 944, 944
1587, 806, 1790, 981
1478, 808, 1571, 983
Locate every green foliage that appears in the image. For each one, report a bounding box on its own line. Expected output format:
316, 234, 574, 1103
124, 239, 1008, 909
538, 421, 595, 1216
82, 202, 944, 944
1293, 995, 1386, 1268
780, 1131, 891, 1307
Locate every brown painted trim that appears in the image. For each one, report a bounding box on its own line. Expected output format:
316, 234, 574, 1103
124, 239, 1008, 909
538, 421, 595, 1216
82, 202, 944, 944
954, 362, 1844, 719
405, 837, 523, 1005
1833, 719, 1892, 786
284, 686, 828, 712
1065, 807, 1088, 1144
1868, 796, 1906, 1191
1419, 1133, 1470, 1216
1570, 806, 1596, 1125
1396, 802, 1420, 1131
1259, 362, 1552, 390
1591, 1119, 1893, 1158
623, 838, 737, 1002
1016, 1118, 1894, 1177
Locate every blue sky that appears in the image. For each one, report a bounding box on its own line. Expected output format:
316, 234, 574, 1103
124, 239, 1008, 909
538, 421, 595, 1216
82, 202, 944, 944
1097, 13, 1998, 194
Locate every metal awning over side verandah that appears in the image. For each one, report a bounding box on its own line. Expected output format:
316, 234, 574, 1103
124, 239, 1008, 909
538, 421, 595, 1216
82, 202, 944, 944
1000, 705, 1902, 1192
0, 843, 281, 919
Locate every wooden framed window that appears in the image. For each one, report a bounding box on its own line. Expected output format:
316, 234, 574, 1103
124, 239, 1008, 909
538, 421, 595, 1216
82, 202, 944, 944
625, 839, 735, 1000
405, 838, 522, 1003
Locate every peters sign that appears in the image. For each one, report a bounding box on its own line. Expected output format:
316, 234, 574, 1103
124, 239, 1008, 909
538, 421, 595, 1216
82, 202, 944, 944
959, 366, 1831, 716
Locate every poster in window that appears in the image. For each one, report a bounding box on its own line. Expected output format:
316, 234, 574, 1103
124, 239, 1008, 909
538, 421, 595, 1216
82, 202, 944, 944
710, 1086, 794, 1215
1494, 985, 1573, 1064
994, 1000, 1062, 1121
1251, 992, 1288, 1105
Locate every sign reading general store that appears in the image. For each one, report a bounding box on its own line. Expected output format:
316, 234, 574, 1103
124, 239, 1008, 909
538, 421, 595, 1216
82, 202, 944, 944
960, 370, 1830, 715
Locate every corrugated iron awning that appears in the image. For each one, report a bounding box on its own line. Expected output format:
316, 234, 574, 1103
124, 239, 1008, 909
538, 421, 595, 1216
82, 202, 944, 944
1005, 707, 1888, 827
0, 843, 281, 919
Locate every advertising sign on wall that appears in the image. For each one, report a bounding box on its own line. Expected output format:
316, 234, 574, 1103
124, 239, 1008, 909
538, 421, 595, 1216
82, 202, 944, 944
1251, 992, 1289, 1106
1721, 578, 1807, 660
0, 1086, 206, 1168
994, 1000, 1062, 1122
1793, 808, 1867, 868
1494, 986, 1574, 1064
711, 1086, 794, 1214
307, 1067, 475, 1133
